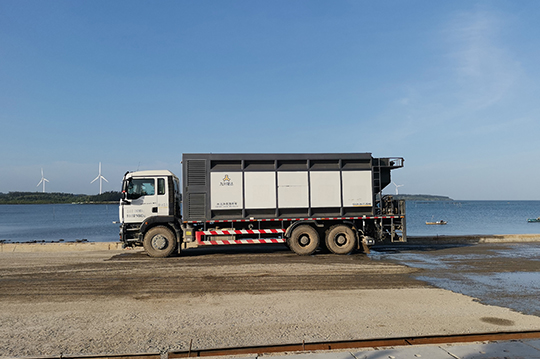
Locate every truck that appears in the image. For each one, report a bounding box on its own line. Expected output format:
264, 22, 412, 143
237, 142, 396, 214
119, 153, 405, 257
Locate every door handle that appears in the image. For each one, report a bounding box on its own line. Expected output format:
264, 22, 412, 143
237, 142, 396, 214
152, 207, 158, 213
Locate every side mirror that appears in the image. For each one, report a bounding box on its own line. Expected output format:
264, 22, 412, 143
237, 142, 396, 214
121, 191, 131, 204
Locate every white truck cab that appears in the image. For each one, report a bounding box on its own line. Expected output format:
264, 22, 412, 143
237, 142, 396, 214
119, 170, 182, 257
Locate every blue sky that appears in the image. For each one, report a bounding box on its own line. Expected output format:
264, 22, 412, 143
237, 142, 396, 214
1, 1, 539, 199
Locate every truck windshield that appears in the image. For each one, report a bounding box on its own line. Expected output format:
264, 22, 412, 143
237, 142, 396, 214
126, 179, 155, 199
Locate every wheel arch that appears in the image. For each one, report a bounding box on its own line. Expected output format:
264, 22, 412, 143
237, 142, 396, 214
139, 216, 182, 243
340, 220, 360, 239
284, 220, 321, 238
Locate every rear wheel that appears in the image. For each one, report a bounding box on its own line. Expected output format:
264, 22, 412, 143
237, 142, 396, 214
143, 226, 177, 258
325, 225, 356, 255
288, 225, 319, 255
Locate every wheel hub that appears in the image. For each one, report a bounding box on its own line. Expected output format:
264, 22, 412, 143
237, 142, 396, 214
336, 234, 347, 246
152, 234, 168, 250
299, 235, 310, 246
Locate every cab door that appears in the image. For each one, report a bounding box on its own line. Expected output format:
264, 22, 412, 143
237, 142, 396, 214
124, 177, 158, 222
156, 177, 171, 216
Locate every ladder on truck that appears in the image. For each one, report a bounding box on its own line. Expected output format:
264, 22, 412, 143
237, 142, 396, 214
372, 158, 406, 242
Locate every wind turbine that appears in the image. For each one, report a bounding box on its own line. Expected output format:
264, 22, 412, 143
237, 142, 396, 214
36, 168, 49, 193
391, 181, 404, 195
91, 162, 108, 195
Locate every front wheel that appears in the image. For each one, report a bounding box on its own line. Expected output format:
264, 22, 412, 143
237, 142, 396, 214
288, 225, 320, 255
143, 226, 177, 258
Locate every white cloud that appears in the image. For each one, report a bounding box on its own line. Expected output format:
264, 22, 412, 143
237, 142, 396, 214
443, 8, 521, 110
383, 8, 528, 142
370, 7, 540, 199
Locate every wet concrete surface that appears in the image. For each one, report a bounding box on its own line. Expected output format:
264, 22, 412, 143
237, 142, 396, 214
371, 242, 540, 316
0, 244, 425, 303
0, 242, 539, 318
1, 242, 540, 359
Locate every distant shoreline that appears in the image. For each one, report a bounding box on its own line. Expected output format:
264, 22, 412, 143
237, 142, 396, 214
0, 191, 121, 205
393, 194, 453, 201
0, 202, 118, 205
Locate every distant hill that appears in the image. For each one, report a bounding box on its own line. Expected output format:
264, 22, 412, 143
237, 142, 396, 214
392, 194, 453, 201
0, 191, 122, 204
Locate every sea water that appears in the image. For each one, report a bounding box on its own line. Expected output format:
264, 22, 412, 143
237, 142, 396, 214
0, 204, 119, 243
406, 200, 540, 236
1, 201, 540, 243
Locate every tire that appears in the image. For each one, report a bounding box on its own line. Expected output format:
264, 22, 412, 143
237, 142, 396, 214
288, 225, 320, 255
325, 225, 356, 255
143, 226, 177, 258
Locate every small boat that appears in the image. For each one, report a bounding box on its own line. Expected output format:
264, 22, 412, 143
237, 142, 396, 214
426, 220, 447, 225
527, 217, 540, 223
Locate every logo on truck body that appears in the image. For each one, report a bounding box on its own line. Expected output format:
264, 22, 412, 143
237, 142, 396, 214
220, 175, 234, 186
